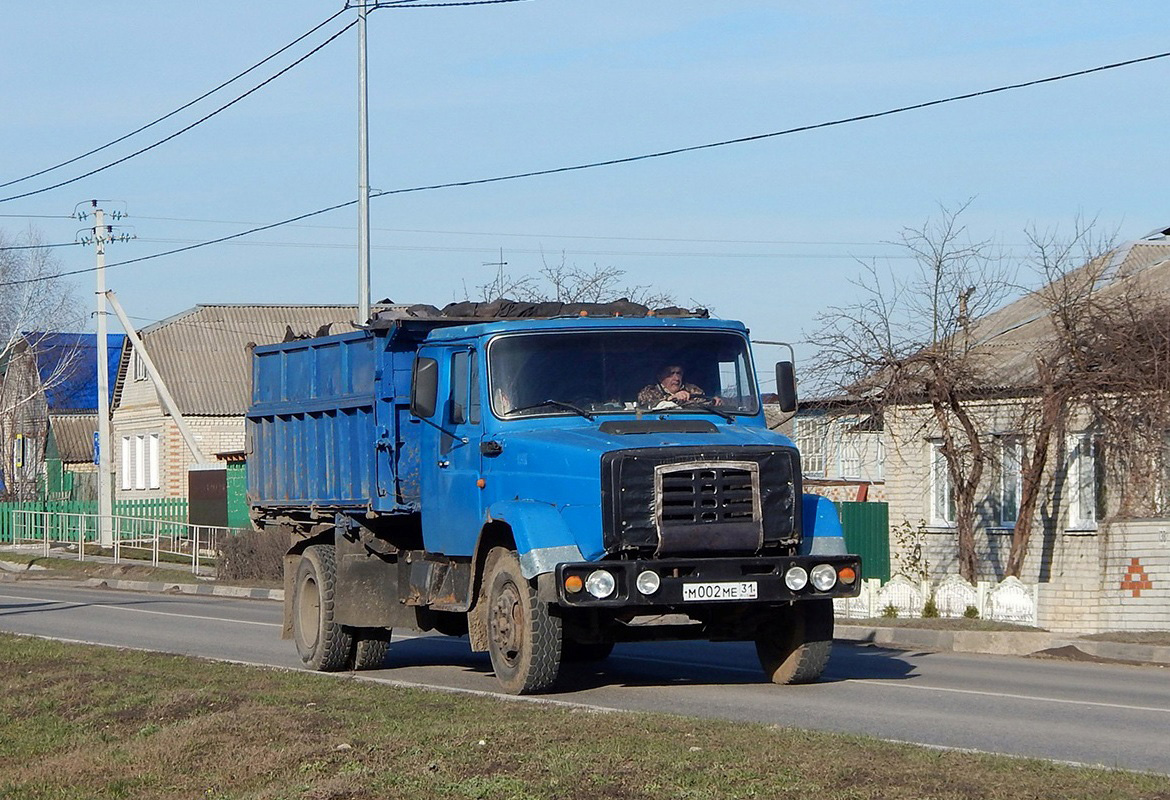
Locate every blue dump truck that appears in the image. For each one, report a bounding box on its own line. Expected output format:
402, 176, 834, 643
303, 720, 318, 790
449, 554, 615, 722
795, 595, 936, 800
246, 303, 860, 694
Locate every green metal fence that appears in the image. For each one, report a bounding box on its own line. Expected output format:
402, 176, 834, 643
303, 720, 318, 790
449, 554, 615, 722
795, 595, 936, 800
0, 498, 189, 544
837, 501, 891, 582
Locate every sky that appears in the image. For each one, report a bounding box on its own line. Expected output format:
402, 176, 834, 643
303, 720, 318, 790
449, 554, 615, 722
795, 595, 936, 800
2, 2, 1167, 380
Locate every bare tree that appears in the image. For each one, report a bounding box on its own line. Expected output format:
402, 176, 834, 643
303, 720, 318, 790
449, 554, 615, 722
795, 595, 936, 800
0, 227, 85, 498
808, 202, 1015, 581
1004, 222, 1170, 574
466, 251, 675, 308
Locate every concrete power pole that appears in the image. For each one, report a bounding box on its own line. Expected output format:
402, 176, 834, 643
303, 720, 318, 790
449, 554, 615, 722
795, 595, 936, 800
92, 204, 113, 548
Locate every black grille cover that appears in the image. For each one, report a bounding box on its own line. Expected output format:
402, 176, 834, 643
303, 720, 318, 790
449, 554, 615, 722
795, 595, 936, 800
601, 445, 801, 556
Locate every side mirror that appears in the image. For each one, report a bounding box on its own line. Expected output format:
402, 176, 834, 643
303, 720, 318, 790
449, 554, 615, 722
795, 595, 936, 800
410, 357, 439, 418
775, 361, 797, 413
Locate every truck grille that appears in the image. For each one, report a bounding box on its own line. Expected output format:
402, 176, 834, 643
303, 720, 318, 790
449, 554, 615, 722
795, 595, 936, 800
601, 445, 800, 557
657, 463, 759, 526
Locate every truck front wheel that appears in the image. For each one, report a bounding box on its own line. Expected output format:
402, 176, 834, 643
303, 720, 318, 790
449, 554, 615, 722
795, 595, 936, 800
755, 599, 834, 685
484, 548, 562, 694
292, 545, 354, 672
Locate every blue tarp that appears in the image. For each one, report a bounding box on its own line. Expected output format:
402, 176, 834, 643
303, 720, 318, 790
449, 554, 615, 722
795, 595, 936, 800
24, 332, 126, 412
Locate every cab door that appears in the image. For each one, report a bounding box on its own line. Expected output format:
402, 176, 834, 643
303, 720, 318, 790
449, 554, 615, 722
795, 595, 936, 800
418, 346, 484, 557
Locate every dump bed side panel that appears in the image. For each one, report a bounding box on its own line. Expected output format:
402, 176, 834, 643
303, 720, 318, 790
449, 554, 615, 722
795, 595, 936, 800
247, 330, 396, 512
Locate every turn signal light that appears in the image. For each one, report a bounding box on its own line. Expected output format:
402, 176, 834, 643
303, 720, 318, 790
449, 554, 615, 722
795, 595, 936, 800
838, 566, 857, 585
565, 575, 584, 593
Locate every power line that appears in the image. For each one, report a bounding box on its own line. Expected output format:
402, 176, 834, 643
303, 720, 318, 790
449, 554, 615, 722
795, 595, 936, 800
0, 8, 350, 193
0, 18, 359, 205
2, 48, 1167, 286
0, 241, 82, 251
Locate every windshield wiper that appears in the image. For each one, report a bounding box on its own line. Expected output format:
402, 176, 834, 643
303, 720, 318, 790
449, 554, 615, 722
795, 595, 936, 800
507, 399, 595, 420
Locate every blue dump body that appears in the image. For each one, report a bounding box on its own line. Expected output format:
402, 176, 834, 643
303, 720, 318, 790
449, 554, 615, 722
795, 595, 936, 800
248, 325, 426, 513
249, 311, 861, 693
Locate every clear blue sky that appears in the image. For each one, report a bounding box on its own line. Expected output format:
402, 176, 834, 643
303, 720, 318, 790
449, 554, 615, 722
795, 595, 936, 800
2, 2, 1166, 376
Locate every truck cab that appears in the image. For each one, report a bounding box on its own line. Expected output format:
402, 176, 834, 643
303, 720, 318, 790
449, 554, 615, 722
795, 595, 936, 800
247, 306, 860, 694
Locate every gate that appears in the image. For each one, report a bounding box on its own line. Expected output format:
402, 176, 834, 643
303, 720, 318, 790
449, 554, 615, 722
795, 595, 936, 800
837, 501, 890, 582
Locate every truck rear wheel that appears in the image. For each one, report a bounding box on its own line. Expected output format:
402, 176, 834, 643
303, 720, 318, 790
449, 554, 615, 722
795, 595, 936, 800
484, 548, 562, 694
755, 599, 834, 685
292, 545, 354, 672
351, 629, 392, 670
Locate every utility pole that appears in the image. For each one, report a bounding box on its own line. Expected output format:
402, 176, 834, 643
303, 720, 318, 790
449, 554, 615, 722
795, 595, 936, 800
356, 0, 371, 326
79, 201, 132, 548
92, 203, 113, 548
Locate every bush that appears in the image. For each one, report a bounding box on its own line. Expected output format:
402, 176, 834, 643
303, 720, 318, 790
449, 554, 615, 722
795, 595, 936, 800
217, 528, 286, 583
963, 605, 981, 619
881, 604, 899, 619
922, 597, 940, 618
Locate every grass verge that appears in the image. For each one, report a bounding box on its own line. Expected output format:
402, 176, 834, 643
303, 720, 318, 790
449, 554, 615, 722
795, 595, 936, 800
0, 553, 203, 584
1, 634, 1168, 799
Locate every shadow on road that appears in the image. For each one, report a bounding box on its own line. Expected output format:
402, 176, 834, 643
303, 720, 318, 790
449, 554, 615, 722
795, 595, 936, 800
378, 637, 919, 692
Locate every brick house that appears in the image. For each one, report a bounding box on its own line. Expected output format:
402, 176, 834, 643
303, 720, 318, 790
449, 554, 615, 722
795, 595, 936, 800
880, 235, 1170, 633
111, 305, 383, 525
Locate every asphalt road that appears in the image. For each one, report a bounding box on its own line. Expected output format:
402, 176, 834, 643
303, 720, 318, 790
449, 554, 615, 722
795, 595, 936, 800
2, 581, 1167, 774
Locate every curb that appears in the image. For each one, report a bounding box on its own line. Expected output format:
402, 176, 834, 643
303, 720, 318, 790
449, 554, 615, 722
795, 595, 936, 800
84, 578, 283, 601
837, 625, 1170, 666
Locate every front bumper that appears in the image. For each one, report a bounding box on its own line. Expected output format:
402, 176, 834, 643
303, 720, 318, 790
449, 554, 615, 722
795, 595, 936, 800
554, 554, 861, 608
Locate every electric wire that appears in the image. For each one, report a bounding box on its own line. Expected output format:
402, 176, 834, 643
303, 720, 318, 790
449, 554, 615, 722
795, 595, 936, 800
1, 48, 1167, 287
0, 18, 359, 205
0, 8, 350, 193
0, 241, 82, 251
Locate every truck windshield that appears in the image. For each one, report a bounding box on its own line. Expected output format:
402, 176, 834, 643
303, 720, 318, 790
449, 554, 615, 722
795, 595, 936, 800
487, 329, 759, 419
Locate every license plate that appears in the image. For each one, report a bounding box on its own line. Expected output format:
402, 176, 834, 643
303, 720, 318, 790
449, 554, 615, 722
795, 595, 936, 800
681, 581, 758, 601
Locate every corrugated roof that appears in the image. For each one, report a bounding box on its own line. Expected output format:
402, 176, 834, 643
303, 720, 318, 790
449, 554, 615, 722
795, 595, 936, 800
50, 414, 98, 463
123, 305, 399, 416
945, 240, 1170, 391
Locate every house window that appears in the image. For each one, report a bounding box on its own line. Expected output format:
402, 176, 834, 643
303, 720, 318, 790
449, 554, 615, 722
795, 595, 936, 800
930, 441, 956, 526
133, 349, 148, 382
1067, 434, 1103, 529
122, 432, 161, 492
121, 436, 131, 490
837, 425, 864, 479
149, 433, 160, 490
795, 416, 826, 477
135, 435, 146, 489
1000, 437, 1022, 526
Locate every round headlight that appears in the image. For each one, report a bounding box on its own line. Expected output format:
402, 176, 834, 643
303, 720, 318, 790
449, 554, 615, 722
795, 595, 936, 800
585, 569, 616, 599
811, 564, 838, 592
784, 566, 809, 591
635, 570, 660, 595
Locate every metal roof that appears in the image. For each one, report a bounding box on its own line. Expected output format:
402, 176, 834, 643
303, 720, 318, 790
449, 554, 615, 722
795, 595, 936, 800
21, 333, 125, 412
120, 305, 399, 416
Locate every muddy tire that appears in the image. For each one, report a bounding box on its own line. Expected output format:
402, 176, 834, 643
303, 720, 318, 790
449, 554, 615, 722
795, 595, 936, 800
484, 548, 562, 694
292, 545, 353, 672
755, 599, 834, 685
351, 630, 392, 670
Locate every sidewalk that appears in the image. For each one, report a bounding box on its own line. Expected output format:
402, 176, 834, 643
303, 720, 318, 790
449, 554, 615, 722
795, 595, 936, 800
836, 623, 1170, 667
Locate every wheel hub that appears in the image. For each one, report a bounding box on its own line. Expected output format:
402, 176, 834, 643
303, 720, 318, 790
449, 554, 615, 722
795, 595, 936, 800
490, 581, 523, 664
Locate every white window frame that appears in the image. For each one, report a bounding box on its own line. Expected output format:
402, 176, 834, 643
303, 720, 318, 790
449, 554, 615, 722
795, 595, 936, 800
930, 440, 956, 527
133, 349, 148, 382
795, 416, 827, 477
120, 436, 131, 490
148, 433, 160, 490
999, 436, 1022, 527
1066, 433, 1099, 530
134, 434, 146, 490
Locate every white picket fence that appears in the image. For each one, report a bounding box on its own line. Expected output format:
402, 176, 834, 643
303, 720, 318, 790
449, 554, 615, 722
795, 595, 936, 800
835, 574, 1040, 627
9, 509, 231, 575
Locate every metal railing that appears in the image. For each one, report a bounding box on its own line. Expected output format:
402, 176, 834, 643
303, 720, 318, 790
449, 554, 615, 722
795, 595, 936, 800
10, 509, 230, 575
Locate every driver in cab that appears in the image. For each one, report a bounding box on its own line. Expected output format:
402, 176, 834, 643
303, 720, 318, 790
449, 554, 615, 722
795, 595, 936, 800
636, 364, 722, 410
